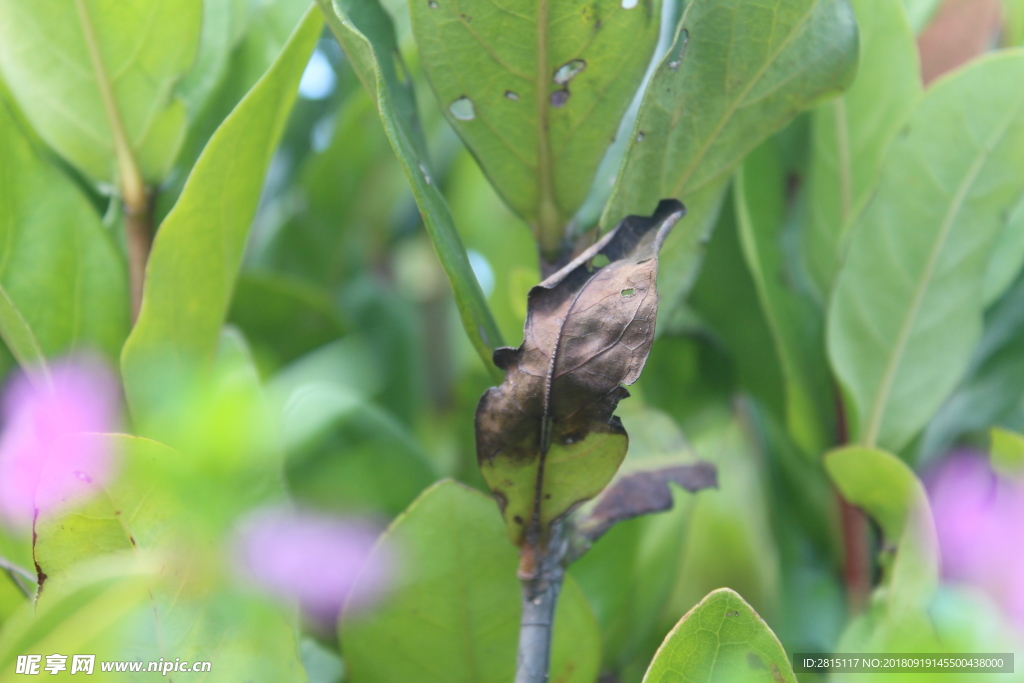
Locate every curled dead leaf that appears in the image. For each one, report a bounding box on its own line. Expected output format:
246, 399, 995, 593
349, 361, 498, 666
475, 200, 686, 546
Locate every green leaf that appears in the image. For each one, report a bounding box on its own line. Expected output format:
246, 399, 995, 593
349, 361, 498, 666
407, 0, 662, 254
0, 286, 50, 385
602, 0, 858, 308
0, 100, 129, 370
228, 271, 347, 371
318, 0, 504, 380
282, 385, 437, 517
827, 53, 1024, 452
0, 0, 201, 185
802, 0, 921, 299
824, 446, 938, 609
825, 446, 941, 655
33, 435, 181, 579
735, 141, 833, 456
642, 587, 796, 683
121, 8, 322, 416
341, 480, 600, 683
571, 402, 708, 673
982, 194, 1024, 305
990, 427, 1024, 478
0, 556, 156, 682
903, 0, 943, 33
917, 271, 1024, 462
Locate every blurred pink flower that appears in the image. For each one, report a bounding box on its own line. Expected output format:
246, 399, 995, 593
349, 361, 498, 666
928, 450, 1024, 625
0, 358, 120, 529
231, 506, 391, 622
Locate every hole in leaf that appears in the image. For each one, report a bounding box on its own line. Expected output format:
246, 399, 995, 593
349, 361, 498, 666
553, 59, 586, 85
550, 89, 570, 107
449, 96, 476, 120
620, 288, 636, 297
668, 29, 689, 70
636, 131, 645, 142
505, 90, 519, 100
428, 0, 438, 7
622, 0, 638, 8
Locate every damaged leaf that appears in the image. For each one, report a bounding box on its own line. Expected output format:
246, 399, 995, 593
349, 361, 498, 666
475, 200, 685, 546
576, 462, 717, 544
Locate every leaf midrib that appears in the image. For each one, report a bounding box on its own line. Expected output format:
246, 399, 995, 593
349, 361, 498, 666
862, 107, 1021, 447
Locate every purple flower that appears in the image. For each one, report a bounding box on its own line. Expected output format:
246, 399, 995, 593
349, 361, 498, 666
0, 358, 120, 529
929, 450, 1024, 625
231, 506, 391, 622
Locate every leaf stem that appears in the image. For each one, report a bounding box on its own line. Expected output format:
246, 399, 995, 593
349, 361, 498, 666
75, 0, 152, 321
834, 389, 870, 612
516, 521, 567, 683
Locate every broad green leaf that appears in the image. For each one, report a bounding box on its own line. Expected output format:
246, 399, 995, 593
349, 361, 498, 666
602, 0, 858, 308
176, 0, 239, 115
825, 446, 938, 609
917, 271, 1024, 463
0, 0, 201, 185
825, 446, 941, 657
341, 480, 600, 683
990, 427, 1024, 478
228, 271, 347, 371
318, 0, 505, 380
1007, 0, 1024, 46
735, 141, 833, 457
642, 588, 796, 683
0, 100, 128, 370
803, 0, 921, 299
407, 0, 662, 254
827, 53, 1024, 452
121, 8, 322, 415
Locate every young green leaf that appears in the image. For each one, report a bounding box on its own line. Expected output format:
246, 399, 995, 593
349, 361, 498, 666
603, 0, 858, 308
735, 141, 834, 457
0, 100, 128, 373
121, 8, 322, 416
407, 0, 663, 254
827, 53, 1024, 452
825, 446, 938, 609
476, 201, 685, 545
642, 587, 796, 683
0, 0, 201, 187
825, 446, 940, 653
803, 0, 921, 299
341, 480, 600, 683
317, 0, 505, 379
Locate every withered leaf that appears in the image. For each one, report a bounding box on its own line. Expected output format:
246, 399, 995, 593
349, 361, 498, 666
475, 199, 686, 545
576, 462, 718, 544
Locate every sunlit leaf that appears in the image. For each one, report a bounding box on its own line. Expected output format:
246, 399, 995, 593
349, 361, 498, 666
0, 101, 128, 372
0, 0, 201, 184
121, 8, 322, 416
